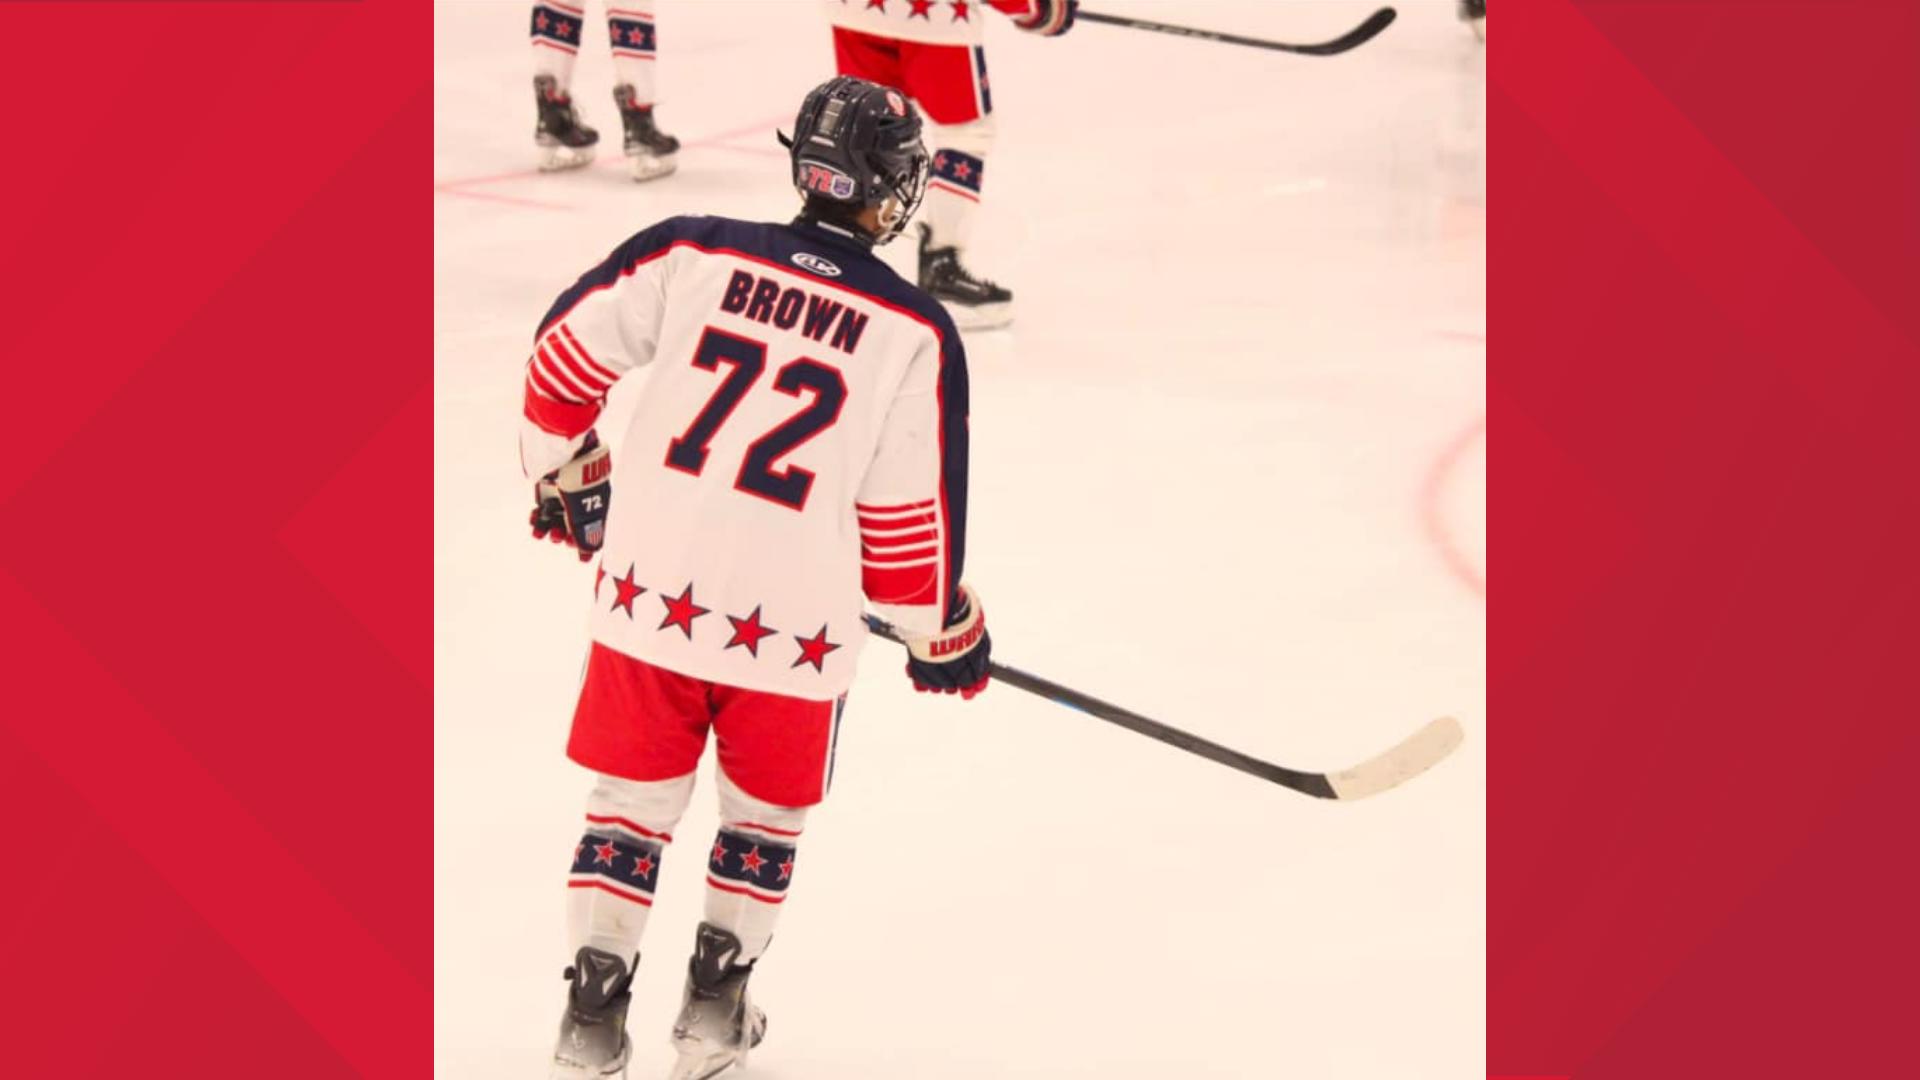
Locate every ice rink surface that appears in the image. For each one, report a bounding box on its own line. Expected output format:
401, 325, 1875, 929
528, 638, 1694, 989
436, 2, 1484, 1076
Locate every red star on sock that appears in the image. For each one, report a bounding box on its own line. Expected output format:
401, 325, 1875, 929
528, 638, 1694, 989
711, 839, 729, 866
611, 565, 645, 617
593, 841, 618, 866
657, 582, 710, 639
739, 845, 767, 874
594, 563, 606, 599
791, 624, 841, 672
778, 857, 794, 881
630, 853, 655, 878
724, 606, 778, 657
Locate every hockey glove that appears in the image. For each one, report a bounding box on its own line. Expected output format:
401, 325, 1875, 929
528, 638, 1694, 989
903, 584, 991, 699
1011, 0, 1076, 37
529, 431, 611, 563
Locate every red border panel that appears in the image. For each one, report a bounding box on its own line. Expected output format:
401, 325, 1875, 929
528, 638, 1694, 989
1494, 2, 1920, 1077
0, 2, 429, 1076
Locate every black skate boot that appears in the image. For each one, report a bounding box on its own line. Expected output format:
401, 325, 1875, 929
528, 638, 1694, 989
614, 85, 680, 182
667, 923, 767, 1080
917, 223, 1013, 330
551, 946, 635, 1080
535, 74, 599, 172
1459, 0, 1486, 39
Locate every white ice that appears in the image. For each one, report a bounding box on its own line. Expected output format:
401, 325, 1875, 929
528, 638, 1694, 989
436, 2, 1485, 1077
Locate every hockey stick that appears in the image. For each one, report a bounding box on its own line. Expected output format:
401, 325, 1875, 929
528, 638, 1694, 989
864, 615, 1463, 800
1077, 7, 1398, 58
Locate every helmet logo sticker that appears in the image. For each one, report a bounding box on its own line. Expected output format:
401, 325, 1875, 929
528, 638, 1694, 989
798, 161, 857, 200
791, 252, 842, 278
885, 90, 907, 116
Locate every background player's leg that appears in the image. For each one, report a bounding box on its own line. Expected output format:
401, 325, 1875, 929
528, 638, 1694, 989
605, 7, 679, 181
530, 1, 597, 171
904, 44, 1013, 329
554, 771, 695, 1080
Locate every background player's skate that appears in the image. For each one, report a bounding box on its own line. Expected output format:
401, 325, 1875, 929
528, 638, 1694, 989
535, 74, 599, 172
550, 946, 636, 1079
668, 924, 767, 1080
614, 85, 679, 181
918, 222, 1013, 330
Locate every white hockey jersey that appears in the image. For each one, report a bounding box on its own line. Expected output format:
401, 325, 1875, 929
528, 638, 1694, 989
824, 0, 1048, 46
520, 215, 971, 701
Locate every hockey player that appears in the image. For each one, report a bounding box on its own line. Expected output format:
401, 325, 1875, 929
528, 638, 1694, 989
522, 76, 992, 1080
530, 1, 680, 180
824, 0, 1077, 329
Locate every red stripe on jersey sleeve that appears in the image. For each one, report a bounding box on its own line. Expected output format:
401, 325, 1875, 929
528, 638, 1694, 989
862, 562, 939, 606
552, 326, 618, 386
524, 384, 602, 436
860, 528, 938, 549
855, 499, 935, 515
858, 512, 937, 533
527, 358, 580, 405
536, 346, 594, 401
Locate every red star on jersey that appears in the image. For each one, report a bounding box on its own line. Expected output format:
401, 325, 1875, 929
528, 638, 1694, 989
611, 565, 646, 617
594, 563, 606, 599
791, 624, 841, 672
778, 857, 795, 881
711, 839, 729, 866
593, 841, 619, 866
657, 582, 710, 639
739, 845, 767, 874
724, 606, 778, 657
908, 0, 935, 18
866, 0, 887, 12
949, 1, 971, 23
631, 852, 655, 878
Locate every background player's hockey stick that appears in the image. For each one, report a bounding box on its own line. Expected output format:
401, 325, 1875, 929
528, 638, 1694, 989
864, 615, 1463, 800
1077, 7, 1398, 58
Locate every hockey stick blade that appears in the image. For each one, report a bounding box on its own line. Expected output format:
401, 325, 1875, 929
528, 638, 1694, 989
864, 614, 1463, 800
1078, 7, 1398, 58
1323, 716, 1465, 800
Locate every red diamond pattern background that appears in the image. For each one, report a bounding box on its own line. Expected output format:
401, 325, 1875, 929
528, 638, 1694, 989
1496, 2, 1919, 1078
0, 2, 427, 1076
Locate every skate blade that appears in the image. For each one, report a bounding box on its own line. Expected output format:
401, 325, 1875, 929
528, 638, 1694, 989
628, 153, 678, 182
666, 1049, 744, 1080
942, 300, 1013, 331
549, 1059, 626, 1080
539, 146, 597, 172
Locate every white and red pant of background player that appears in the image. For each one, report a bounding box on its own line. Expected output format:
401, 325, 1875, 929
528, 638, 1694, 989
564, 643, 844, 965
833, 26, 993, 252
530, 1, 659, 106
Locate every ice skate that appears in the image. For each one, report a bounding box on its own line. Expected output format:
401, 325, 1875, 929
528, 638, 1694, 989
1459, 0, 1486, 40
667, 924, 767, 1080
535, 74, 599, 172
615, 85, 680, 182
550, 946, 635, 1080
917, 223, 1013, 330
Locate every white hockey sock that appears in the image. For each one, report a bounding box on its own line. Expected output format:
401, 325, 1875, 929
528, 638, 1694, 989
531, 1, 587, 92
702, 769, 809, 963
606, 6, 659, 104
923, 116, 995, 251
567, 771, 694, 961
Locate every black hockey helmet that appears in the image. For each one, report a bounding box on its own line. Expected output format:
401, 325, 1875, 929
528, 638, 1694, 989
779, 76, 930, 245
